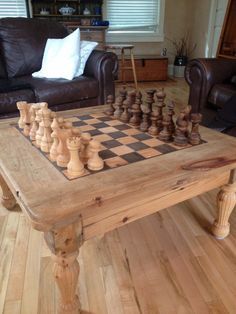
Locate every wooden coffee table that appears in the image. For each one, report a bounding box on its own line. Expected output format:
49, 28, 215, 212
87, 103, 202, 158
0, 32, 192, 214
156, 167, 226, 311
1, 105, 236, 314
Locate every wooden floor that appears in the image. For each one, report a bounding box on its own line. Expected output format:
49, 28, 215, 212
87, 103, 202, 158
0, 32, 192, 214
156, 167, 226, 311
1, 79, 236, 314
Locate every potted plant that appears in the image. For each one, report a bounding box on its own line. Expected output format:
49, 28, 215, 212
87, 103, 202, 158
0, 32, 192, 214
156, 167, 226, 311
168, 33, 196, 77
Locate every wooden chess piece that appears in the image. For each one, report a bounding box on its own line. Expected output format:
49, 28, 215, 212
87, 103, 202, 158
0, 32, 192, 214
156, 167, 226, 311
80, 132, 92, 164
173, 112, 189, 146
156, 88, 166, 133
140, 103, 151, 132
67, 137, 85, 177
189, 113, 202, 145
40, 108, 53, 153
50, 118, 60, 161
56, 127, 73, 167
145, 89, 156, 111
16, 101, 27, 129
120, 97, 131, 123
105, 95, 115, 116
158, 115, 172, 142
129, 91, 142, 127
148, 107, 159, 136
87, 139, 104, 171
167, 101, 176, 135
113, 96, 124, 119
35, 107, 44, 147
29, 103, 38, 141
23, 103, 31, 137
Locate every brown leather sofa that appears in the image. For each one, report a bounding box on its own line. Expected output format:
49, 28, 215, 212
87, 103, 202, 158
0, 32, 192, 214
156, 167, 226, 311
0, 18, 118, 118
185, 58, 236, 129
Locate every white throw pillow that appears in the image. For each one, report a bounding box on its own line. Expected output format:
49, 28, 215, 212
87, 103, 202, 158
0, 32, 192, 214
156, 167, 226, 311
33, 28, 80, 80
75, 40, 98, 77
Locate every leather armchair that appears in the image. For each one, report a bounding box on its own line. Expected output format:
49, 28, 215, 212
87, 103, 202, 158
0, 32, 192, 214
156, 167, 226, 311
185, 58, 236, 127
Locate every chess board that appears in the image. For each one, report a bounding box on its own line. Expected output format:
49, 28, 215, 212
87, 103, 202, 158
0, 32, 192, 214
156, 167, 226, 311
15, 112, 205, 180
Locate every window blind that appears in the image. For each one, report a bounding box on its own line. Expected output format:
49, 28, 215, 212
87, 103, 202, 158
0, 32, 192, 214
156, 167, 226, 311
106, 0, 160, 32
0, 0, 27, 18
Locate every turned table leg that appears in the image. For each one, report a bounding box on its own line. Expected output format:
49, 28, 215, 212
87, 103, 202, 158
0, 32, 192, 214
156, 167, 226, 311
212, 170, 236, 239
0, 173, 16, 210
44, 217, 83, 314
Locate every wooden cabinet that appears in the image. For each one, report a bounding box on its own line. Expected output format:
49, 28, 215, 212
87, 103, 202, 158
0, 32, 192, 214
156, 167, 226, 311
31, 0, 103, 28
217, 0, 236, 59
119, 57, 168, 82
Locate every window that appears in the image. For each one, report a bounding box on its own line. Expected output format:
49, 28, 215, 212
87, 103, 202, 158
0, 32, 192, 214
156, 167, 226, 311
0, 0, 28, 18
104, 0, 165, 42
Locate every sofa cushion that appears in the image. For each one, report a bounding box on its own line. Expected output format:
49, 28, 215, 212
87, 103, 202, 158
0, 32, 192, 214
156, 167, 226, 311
208, 83, 236, 109
13, 75, 99, 106
0, 18, 68, 78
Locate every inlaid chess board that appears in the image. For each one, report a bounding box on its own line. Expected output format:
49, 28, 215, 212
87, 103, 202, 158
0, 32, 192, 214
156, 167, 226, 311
15, 112, 205, 180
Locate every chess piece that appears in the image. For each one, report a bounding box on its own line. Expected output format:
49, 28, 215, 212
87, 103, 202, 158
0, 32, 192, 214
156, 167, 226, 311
156, 88, 166, 133
145, 89, 156, 111
140, 103, 151, 132
80, 132, 92, 164
158, 114, 172, 142
87, 139, 104, 171
113, 96, 124, 119
40, 107, 53, 153
120, 91, 134, 123
148, 106, 159, 136
72, 127, 81, 137
29, 103, 39, 141
129, 91, 142, 127
105, 95, 115, 116
50, 118, 60, 161
23, 103, 31, 137
167, 101, 175, 135
57, 117, 64, 128
189, 113, 202, 145
35, 107, 44, 147
16, 101, 27, 129
56, 127, 73, 167
67, 137, 85, 177
173, 112, 189, 146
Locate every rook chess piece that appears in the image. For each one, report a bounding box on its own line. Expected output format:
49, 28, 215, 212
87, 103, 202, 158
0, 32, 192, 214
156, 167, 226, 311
67, 137, 85, 177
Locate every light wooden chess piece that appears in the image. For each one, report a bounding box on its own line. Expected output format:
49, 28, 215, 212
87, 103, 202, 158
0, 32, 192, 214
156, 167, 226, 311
87, 139, 104, 171
29, 103, 39, 141
16, 101, 27, 129
67, 137, 85, 177
56, 127, 73, 167
80, 132, 92, 164
50, 118, 60, 161
40, 108, 53, 153
23, 103, 31, 137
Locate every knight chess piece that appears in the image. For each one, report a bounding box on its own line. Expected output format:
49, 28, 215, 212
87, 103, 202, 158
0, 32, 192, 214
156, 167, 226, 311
173, 111, 189, 146
189, 113, 202, 145
16, 101, 28, 129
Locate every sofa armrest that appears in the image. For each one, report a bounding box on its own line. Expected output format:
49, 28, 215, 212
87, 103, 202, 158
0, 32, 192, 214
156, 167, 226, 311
84, 50, 118, 105
185, 58, 236, 113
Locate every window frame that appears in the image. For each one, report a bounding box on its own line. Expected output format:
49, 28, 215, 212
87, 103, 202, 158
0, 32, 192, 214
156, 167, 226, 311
103, 0, 165, 43
0, 0, 29, 18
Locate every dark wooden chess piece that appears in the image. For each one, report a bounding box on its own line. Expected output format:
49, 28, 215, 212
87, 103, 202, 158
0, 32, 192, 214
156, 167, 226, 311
158, 115, 172, 142
173, 112, 189, 146
145, 89, 156, 111
167, 101, 175, 135
120, 96, 131, 123
113, 96, 123, 119
148, 106, 159, 136
189, 113, 202, 145
105, 95, 115, 116
156, 88, 166, 133
140, 103, 151, 132
129, 91, 142, 127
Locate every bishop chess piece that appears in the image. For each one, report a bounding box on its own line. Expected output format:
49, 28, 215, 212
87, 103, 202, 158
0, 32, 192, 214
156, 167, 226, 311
105, 95, 115, 116
189, 113, 202, 145
87, 139, 104, 171
129, 91, 142, 128
67, 137, 85, 177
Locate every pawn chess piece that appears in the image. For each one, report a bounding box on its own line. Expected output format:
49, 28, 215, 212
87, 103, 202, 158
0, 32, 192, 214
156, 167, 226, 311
35, 107, 44, 147
173, 112, 189, 146
105, 95, 115, 116
67, 137, 85, 177
189, 113, 202, 145
158, 115, 172, 142
40, 107, 53, 153
140, 103, 151, 132
113, 96, 124, 119
129, 91, 142, 127
156, 88, 166, 133
148, 107, 159, 136
50, 118, 60, 161
16, 101, 27, 129
29, 103, 38, 141
80, 132, 92, 164
167, 101, 176, 135
87, 139, 104, 171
